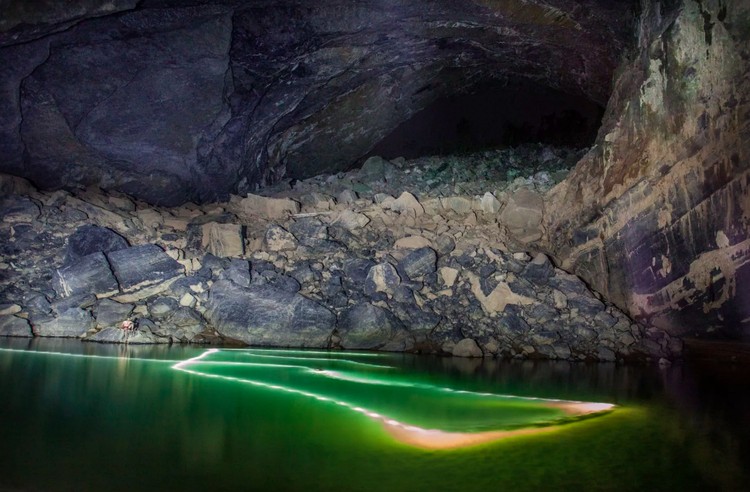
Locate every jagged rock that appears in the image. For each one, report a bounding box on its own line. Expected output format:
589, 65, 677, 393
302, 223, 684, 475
338, 303, 408, 350
359, 156, 395, 182
500, 188, 543, 243
1, 195, 40, 223
154, 307, 205, 341
332, 210, 370, 230
394, 235, 432, 249
399, 247, 437, 280
0, 315, 32, 337
201, 222, 244, 258
221, 258, 252, 288
521, 253, 554, 283
239, 194, 300, 220
441, 196, 473, 214
51, 294, 96, 315
147, 297, 179, 320
54, 252, 120, 298
343, 258, 376, 290
252, 271, 301, 293
206, 280, 335, 347
387, 192, 424, 216
63, 225, 129, 265
364, 263, 401, 295
0, 304, 21, 316
107, 244, 184, 302
33, 308, 95, 337
480, 192, 502, 214
263, 225, 298, 252
434, 235, 456, 256
438, 267, 459, 288
94, 299, 134, 329
288, 217, 328, 240
337, 189, 358, 204
452, 338, 483, 357
567, 295, 605, 316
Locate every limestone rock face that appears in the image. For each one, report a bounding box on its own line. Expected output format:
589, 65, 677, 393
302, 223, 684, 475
0, 0, 630, 204
544, 0, 750, 339
205, 280, 335, 347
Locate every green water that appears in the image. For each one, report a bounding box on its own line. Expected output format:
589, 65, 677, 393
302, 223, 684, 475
0, 339, 748, 491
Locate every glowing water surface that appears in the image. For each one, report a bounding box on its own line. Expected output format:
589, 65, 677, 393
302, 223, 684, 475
0, 338, 748, 491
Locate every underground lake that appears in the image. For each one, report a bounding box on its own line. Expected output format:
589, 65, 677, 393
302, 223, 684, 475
1, 338, 748, 492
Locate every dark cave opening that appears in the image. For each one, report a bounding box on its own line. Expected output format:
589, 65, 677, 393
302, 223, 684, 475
368, 80, 604, 160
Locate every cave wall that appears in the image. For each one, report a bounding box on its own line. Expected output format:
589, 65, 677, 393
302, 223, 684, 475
0, 0, 631, 205
545, 0, 750, 339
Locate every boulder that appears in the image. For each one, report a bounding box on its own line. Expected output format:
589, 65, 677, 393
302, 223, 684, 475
399, 247, 437, 280
0, 315, 32, 337
521, 253, 554, 284
54, 252, 120, 298
338, 303, 406, 350
94, 299, 134, 329
452, 338, 483, 357
359, 155, 395, 182
0, 304, 21, 316
221, 259, 252, 288
0, 195, 40, 223
201, 222, 244, 258
263, 225, 298, 252
386, 191, 424, 216
499, 188, 544, 243
394, 235, 432, 250
107, 244, 184, 302
479, 192, 502, 214
153, 307, 206, 341
147, 297, 179, 320
441, 196, 473, 214
332, 210, 370, 230
238, 194, 300, 220
364, 263, 401, 295
33, 308, 95, 337
205, 280, 335, 347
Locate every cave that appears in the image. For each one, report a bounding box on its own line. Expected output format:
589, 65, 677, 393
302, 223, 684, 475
0, 0, 749, 490
369, 79, 604, 159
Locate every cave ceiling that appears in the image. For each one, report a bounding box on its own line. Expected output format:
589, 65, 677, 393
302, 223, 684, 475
0, 0, 635, 205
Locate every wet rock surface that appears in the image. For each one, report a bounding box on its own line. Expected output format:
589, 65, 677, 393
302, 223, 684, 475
0, 144, 681, 362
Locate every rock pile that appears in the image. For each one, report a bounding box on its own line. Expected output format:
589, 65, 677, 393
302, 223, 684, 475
0, 146, 681, 361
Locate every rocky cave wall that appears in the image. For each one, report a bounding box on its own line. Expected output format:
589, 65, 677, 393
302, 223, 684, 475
0, 0, 630, 205
1, 0, 748, 342
545, 0, 750, 339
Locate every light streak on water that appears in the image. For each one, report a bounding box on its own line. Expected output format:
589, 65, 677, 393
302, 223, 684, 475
0, 345, 615, 448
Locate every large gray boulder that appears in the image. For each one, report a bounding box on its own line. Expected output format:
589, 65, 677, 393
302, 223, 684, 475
399, 247, 437, 280
94, 299, 134, 329
33, 308, 95, 337
64, 225, 129, 265
0, 315, 32, 337
205, 280, 335, 347
107, 244, 184, 302
338, 303, 408, 350
53, 252, 119, 298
